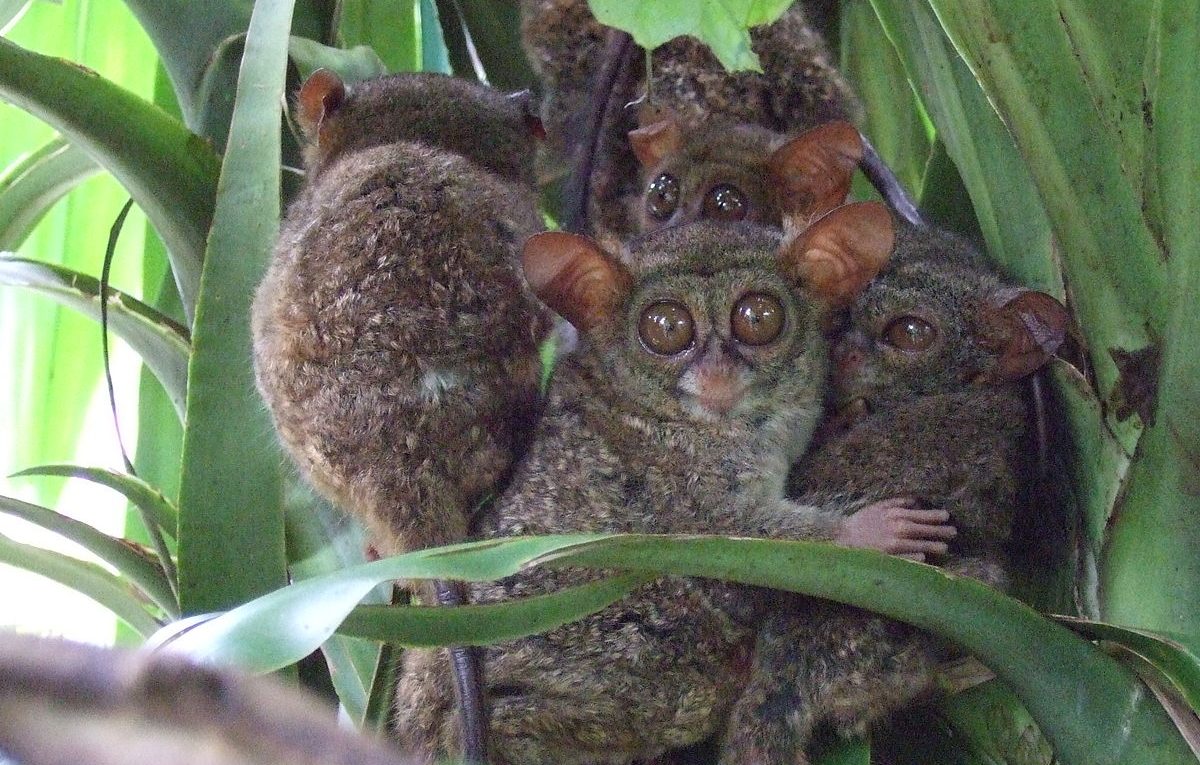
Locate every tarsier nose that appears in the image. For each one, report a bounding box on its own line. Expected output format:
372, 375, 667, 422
834, 343, 865, 376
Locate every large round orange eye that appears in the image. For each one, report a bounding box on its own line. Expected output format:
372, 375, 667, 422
702, 183, 747, 221
638, 301, 694, 355
883, 315, 937, 352
646, 173, 680, 221
731, 293, 785, 346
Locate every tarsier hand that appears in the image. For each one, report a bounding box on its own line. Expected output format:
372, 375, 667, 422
836, 497, 956, 561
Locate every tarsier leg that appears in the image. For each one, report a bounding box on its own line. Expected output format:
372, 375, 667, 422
435, 580, 488, 764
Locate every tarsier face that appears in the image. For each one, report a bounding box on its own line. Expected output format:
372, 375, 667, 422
830, 226, 1069, 414
629, 117, 865, 236
522, 205, 897, 424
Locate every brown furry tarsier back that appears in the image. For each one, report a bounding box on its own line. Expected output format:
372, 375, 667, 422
716, 220, 1070, 765
393, 206, 959, 765
518, 0, 856, 243
251, 70, 552, 764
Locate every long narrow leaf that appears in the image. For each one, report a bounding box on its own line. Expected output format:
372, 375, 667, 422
0, 256, 190, 417
338, 572, 652, 647
0, 529, 161, 636
334, 0, 420, 74
0, 494, 176, 616
0, 137, 100, 251
10, 464, 178, 539
175, 0, 295, 615
0, 0, 29, 32
287, 37, 387, 82
0, 38, 220, 321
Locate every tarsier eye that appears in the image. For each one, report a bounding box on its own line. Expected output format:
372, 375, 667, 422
646, 173, 680, 221
883, 315, 937, 352
702, 183, 748, 222
638, 300, 695, 355
731, 292, 785, 346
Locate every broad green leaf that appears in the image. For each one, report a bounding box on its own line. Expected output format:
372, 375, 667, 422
1054, 618, 1200, 713
0, 38, 221, 322
287, 37, 387, 82
840, 0, 930, 200
0, 494, 176, 616
0, 529, 161, 636
934, 682, 1054, 765
335, 0, 421, 73
153, 535, 602, 665
866, 0, 1060, 298
587, 0, 796, 72
531, 536, 1196, 765
420, 0, 452, 74
338, 572, 651, 646
11, 464, 179, 539
813, 738, 870, 765
923, 1, 1163, 442
175, 0, 294, 616
1098, 0, 1200, 657
0, 137, 100, 252
0, 256, 190, 417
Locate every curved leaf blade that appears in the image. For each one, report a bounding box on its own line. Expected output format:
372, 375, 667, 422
287, 37, 387, 82
0, 529, 161, 636
0, 256, 190, 417
0, 137, 100, 252
0, 37, 220, 321
338, 572, 652, 647
175, 0, 295, 616
0, 494, 176, 616
10, 464, 179, 539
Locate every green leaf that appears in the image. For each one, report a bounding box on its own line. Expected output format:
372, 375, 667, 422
153, 535, 602, 666
338, 572, 651, 646
0, 494, 176, 617
839, 0, 930, 200
175, 0, 295, 616
11, 464, 179, 539
0, 137, 100, 252
1055, 616, 1200, 714
813, 737, 870, 765
0, 256, 190, 417
0, 528, 161, 636
531, 536, 1196, 765
0, 37, 221, 322
0, 0, 30, 31
586, 0, 796, 72
419, 0, 451, 74
443, 0, 535, 88
335, 0, 421, 73
287, 37, 387, 82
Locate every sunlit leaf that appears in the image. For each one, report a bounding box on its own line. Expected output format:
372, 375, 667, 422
0, 137, 100, 252
175, 0, 295, 616
0, 256, 190, 417
334, 0, 420, 74
11, 464, 179, 539
0, 494, 176, 616
0, 529, 161, 636
0, 37, 221, 322
587, 0, 796, 71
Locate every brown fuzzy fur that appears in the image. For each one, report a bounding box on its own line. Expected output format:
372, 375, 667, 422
252, 72, 554, 557
718, 223, 1062, 765
392, 221, 922, 765
519, 0, 856, 246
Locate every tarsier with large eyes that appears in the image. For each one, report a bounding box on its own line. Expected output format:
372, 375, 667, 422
716, 215, 1069, 765
393, 207, 957, 765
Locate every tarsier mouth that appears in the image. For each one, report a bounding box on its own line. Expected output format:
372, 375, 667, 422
834, 396, 872, 424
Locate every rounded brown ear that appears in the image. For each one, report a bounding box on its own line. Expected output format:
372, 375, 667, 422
297, 68, 346, 142
778, 202, 894, 305
977, 289, 1069, 382
629, 118, 682, 169
768, 121, 864, 225
522, 232, 632, 332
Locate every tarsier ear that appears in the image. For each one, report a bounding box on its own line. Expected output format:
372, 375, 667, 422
507, 89, 546, 139
778, 202, 894, 306
629, 117, 682, 169
768, 121, 863, 224
297, 68, 346, 143
522, 232, 633, 332
976, 289, 1069, 382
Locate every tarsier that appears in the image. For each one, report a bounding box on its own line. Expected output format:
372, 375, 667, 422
518, 0, 856, 241
393, 206, 957, 765
251, 69, 553, 762
716, 217, 1069, 765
